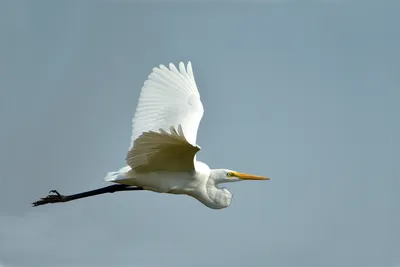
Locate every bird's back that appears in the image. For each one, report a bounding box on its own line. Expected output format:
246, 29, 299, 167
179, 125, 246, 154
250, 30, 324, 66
105, 166, 201, 194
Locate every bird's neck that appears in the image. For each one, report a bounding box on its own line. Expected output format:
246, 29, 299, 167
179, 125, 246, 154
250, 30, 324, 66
193, 161, 232, 209
203, 184, 233, 209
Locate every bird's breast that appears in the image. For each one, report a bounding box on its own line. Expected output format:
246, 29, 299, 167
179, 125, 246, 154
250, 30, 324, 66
128, 171, 200, 194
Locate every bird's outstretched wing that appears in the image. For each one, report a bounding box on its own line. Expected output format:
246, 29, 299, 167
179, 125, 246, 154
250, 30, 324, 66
126, 62, 204, 173
126, 125, 200, 173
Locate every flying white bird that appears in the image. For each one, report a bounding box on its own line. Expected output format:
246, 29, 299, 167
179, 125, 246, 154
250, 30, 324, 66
33, 61, 270, 209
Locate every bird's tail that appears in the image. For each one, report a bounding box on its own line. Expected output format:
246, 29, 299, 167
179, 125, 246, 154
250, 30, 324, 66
104, 165, 132, 182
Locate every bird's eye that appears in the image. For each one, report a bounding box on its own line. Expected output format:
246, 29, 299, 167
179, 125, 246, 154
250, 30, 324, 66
227, 172, 234, 177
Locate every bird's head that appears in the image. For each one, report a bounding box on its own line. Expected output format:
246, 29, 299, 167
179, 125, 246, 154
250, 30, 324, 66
199, 166, 270, 209
210, 169, 270, 184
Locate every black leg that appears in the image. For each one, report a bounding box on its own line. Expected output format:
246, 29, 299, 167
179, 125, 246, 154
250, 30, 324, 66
32, 184, 144, 207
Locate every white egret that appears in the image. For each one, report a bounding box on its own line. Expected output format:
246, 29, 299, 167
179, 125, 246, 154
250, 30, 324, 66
33, 61, 269, 209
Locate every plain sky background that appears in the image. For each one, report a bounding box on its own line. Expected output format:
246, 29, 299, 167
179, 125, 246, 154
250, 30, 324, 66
0, 0, 398, 267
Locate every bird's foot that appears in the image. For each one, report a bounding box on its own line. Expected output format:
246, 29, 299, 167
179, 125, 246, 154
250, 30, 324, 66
32, 190, 65, 207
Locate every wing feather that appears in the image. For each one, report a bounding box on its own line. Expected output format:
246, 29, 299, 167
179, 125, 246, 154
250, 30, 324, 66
126, 62, 204, 173
126, 125, 200, 173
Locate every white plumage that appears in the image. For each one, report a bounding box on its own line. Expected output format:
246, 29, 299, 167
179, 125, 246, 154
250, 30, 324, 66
105, 61, 269, 209
130, 62, 203, 148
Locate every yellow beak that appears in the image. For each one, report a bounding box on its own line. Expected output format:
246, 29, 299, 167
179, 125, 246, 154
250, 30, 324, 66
234, 172, 270, 180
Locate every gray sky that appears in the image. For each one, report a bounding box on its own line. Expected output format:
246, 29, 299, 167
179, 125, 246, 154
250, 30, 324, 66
1, 1, 398, 267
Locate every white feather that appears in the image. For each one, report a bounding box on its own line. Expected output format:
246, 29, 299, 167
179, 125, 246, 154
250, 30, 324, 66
126, 62, 204, 173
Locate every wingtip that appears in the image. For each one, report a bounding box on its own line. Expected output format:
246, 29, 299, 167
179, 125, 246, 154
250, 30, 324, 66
154, 61, 193, 77
186, 61, 193, 77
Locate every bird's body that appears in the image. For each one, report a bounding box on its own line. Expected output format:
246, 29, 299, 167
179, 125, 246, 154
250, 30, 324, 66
105, 161, 233, 209
32, 61, 269, 209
